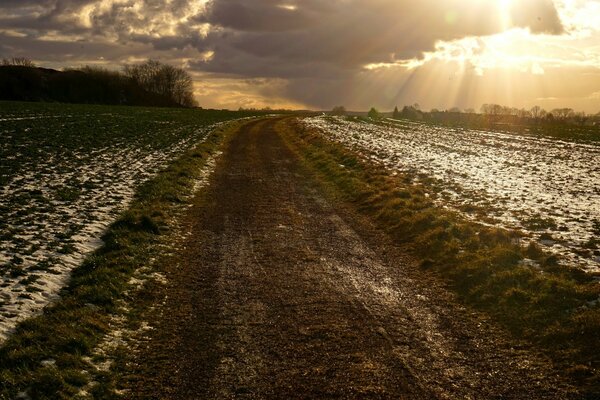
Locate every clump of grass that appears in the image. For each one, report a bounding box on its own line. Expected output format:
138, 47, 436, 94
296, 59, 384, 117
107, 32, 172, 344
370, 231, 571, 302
281, 118, 600, 394
523, 214, 558, 231
592, 219, 600, 236
54, 187, 81, 202
525, 241, 545, 259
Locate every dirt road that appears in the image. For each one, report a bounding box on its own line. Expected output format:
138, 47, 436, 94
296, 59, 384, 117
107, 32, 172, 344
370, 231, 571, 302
126, 118, 577, 399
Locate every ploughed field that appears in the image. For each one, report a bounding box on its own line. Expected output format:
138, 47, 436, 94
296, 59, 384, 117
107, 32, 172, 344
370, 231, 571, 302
0, 101, 247, 342
303, 116, 600, 273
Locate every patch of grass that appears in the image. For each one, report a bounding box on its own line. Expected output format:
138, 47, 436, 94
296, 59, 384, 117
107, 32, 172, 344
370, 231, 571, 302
592, 219, 600, 236
0, 118, 253, 399
523, 214, 558, 231
55, 187, 81, 202
280, 118, 600, 395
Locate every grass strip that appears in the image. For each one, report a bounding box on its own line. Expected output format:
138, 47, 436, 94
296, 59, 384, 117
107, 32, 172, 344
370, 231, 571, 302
0, 119, 250, 400
279, 118, 600, 397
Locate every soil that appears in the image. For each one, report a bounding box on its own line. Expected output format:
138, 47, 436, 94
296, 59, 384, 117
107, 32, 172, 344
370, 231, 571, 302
124, 118, 579, 399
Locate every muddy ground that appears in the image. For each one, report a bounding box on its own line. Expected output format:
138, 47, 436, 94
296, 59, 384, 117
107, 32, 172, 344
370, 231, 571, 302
124, 118, 578, 399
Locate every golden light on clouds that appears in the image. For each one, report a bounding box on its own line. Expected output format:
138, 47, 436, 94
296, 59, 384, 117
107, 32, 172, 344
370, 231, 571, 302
359, 0, 600, 112
191, 73, 309, 110
369, 0, 600, 71
278, 4, 298, 11
78, 0, 210, 37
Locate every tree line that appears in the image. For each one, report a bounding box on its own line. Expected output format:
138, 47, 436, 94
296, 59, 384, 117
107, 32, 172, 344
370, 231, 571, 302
0, 58, 197, 108
478, 104, 591, 125
331, 103, 599, 127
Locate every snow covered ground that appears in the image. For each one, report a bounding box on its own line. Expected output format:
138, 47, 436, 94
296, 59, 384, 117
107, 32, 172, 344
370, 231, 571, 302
0, 103, 235, 342
303, 116, 600, 272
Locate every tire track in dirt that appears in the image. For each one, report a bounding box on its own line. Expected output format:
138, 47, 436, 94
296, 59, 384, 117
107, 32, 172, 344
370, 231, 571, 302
125, 118, 578, 399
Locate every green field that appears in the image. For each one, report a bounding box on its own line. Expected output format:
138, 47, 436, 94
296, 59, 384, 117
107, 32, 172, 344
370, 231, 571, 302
0, 101, 259, 344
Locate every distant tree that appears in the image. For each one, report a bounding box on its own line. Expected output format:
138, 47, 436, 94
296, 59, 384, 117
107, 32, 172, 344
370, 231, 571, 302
2, 57, 35, 67
392, 106, 400, 119
331, 105, 347, 115
572, 111, 588, 126
530, 105, 546, 121
448, 107, 461, 113
170, 67, 196, 107
368, 107, 381, 119
464, 108, 475, 114
517, 108, 532, 118
401, 105, 423, 120
481, 103, 504, 118
124, 60, 197, 107
412, 103, 421, 110
551, 108, 575, 121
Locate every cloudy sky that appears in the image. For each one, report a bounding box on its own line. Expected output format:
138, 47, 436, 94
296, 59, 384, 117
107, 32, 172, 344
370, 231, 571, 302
1, 0, 599, 112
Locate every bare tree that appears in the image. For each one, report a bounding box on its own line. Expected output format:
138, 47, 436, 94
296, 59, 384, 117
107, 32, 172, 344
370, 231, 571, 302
331, 106, 347, 116
481, 103, 504, 117
2, 57, 35, 67
530, 105, 546, 121
517, 108, 532, 119
124, 60, 197, 107
572, 111, 588, 126
551, 108, 575, 121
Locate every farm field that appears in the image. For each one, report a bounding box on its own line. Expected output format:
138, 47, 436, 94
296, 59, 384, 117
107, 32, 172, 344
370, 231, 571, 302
303, 116, 600, 273
0, 101, 254, 342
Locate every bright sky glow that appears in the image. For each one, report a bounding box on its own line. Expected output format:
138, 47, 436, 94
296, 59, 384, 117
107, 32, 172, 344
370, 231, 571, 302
369, 0, 600, 73
358, 0, 600, 111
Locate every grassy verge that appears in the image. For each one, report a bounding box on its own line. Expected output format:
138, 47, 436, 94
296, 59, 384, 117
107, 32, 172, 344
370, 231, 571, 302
0, 118, 250, 399
279, 118, 600, 396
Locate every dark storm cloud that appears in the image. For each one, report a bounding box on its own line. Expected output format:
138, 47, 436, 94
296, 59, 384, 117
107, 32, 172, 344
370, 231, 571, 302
197, 0, 564, 73
199, 0, 316, 32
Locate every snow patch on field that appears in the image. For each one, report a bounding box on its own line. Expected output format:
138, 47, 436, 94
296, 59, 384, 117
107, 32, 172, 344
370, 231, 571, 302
0, 114, 231, 343
77, 147, 224, 398
303, 116, 600, 272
